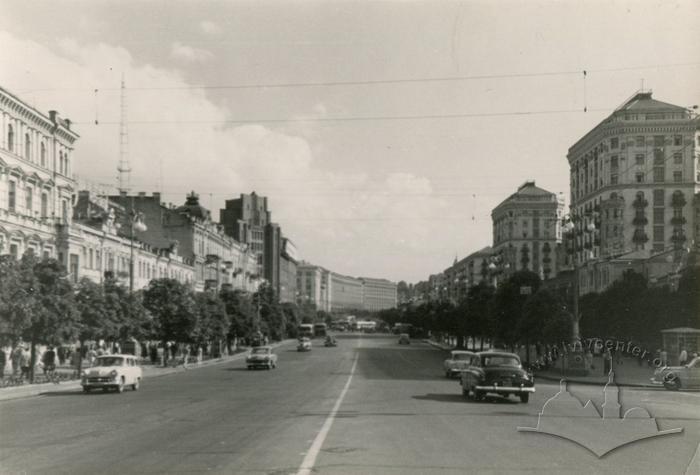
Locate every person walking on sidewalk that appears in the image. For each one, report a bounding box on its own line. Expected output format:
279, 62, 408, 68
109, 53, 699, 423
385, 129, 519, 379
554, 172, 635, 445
0, 347, 6, 380
679, 348, 688, 366
603, 348, 612, 375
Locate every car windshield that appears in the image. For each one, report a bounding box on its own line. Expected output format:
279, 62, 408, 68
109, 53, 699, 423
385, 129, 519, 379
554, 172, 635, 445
251, 348, 269, 355
482, 355, 520, 367
96, 357, 124, 367
452, 353, 471, 360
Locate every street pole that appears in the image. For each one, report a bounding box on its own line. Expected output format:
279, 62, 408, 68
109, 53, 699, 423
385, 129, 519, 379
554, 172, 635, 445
129, 217, 134, 293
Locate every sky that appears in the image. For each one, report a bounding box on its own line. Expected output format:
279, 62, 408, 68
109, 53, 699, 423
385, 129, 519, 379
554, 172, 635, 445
1, 0, 698, 283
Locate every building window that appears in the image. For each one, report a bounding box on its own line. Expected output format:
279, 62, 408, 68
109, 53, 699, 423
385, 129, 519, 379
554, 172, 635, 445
635, 154, 645, 165
674, 135, 682, 146
61, 200, 68, 221
610, 174, 618, 184
653, 226, 664, 242
653, 135, 665, 147
653, 167, 665, 183
25, 187, 33, 214
653, 208, 664, 225
7, 124, 14, 152
41, 193, 48, 217
653, 189, 665, 206
40, 142, 46, 167
610, 137, 619, 149
635, 136, 645, 147
635, 172, 645, 183
59, 152, 64, 175
610, 156, 618, 170
673, 152, 682, 164
8, 181, 16, 212
653, 148, 664, 165
24, 133, 31, 159
674, 171, 682, 183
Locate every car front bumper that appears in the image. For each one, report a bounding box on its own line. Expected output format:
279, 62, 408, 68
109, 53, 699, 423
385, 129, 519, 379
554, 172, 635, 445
475, 384, 535, 393
82, 378, 120, 389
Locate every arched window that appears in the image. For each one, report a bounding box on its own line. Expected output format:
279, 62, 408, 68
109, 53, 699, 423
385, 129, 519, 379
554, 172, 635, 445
25, 133, 31, 159
40, 142, 46, 167
7, 124, 13, 151
59, 151, 64, 174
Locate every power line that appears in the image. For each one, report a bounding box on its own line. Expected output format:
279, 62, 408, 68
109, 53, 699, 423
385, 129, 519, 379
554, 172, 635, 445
18, 61, 700, 93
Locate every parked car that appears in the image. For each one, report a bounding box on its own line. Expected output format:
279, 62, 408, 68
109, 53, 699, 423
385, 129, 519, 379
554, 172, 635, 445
246, 346, 278, 370
81, 355, 142, 393
398, 333, 411, 345
460, 351, 535, 403
443, 350, 476, 378
650, 356, 700, 390
324, 336, 338, 347
297, 337, 312, 352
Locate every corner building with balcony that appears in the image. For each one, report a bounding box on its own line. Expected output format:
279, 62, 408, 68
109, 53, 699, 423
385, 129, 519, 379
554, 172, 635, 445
491, 181, 564, 281
567, 91, 700, 294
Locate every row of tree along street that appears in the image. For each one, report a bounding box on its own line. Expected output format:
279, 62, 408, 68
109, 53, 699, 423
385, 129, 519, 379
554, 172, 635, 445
0, 253, 330, 382
379, 269, 699, 365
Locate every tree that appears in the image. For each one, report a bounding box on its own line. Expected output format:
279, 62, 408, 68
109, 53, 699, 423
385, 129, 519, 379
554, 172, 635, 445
143, 278, 197, 364
194, 291, 229, 356
220, 289, 255, 346
491, 271, 541, 350
464, 282, 495, 350
256, 283, 285, 341
520, 289, 569, 363
75, 278, 109, 373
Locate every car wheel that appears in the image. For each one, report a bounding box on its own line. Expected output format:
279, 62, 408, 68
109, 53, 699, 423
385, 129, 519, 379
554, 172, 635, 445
132, 378, 140, 391
663, 374, 681, 391
474, 390, 485, 401
462, 386, 470, 399
520, 393, 530, 403
117, 377, 125, 393
83, 387, 91, 394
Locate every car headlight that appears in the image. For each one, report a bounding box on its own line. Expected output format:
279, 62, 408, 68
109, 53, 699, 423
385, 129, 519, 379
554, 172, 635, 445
110, 370, 118, 380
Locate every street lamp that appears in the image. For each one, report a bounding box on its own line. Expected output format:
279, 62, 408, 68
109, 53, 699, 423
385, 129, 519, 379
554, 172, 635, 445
128, 210, 147, 293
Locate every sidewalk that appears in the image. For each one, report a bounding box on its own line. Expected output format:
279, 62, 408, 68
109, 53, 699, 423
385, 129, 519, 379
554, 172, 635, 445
0, 340, 293, 402
423, 339, 657, 388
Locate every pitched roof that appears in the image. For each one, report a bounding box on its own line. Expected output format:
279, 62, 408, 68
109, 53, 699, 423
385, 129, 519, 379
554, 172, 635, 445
614, 91, 687, 113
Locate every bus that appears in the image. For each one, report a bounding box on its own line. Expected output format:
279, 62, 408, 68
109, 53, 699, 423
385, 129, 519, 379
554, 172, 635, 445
313, 323, 328, 338
298, 324, 314, 338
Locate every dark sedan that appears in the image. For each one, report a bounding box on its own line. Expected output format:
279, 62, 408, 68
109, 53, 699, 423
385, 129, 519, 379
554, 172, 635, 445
460, 351, 535, 403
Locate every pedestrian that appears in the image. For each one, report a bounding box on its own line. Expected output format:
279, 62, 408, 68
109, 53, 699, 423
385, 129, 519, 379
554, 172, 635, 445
114, 342, 121, 355
11, 344, 23, 376
183, 345, 190, 368
149, 344, 158, 365
679, 348, 688, 366
0, 347, 6, 380
660, 349, 668, 367
19, 347, 31, 380
87, 346, 97, 366
585, 349, 593, 371
42, 346, 56, 375
603, 348, 612, 375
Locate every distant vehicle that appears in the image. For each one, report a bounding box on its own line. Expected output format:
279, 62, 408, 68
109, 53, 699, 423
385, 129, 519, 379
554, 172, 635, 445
313, 323, 328, 338
398, 333, 410, 345
355, 320, 376, 333
651, 356, 700, 390
246, 346, 278, 370
393, 323, 412, 335
297, 337, 312, 352
81, 355, 142, 394
460, 351, 535, 403
443, 350, 476, 378
298, 324, 314, 338
324, 335, 337, 347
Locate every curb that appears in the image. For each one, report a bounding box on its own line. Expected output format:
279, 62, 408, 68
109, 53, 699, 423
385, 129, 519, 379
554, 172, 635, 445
534, 373, 657, 389
0, 340, 294, 402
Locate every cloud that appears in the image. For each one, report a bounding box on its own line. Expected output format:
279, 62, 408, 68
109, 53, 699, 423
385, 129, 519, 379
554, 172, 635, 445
170, 42, 213, 62
199, 20, 222, 36
0, 31, 455, 282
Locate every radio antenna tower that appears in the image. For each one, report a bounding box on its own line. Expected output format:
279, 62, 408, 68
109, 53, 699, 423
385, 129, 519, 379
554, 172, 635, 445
117, 74, 131, 193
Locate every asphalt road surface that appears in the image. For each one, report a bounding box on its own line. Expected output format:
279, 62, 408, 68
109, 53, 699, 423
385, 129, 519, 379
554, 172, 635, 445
1, 334, 698, 474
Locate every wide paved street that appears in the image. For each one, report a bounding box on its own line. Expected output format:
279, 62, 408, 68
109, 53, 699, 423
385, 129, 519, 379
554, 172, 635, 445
1, 334, 698, 474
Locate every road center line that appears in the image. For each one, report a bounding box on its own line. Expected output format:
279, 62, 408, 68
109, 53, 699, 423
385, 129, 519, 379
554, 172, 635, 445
296, 350, 360, 475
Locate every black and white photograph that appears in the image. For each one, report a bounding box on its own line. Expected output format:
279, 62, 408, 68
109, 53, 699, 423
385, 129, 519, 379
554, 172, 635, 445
0, 1, 699, 474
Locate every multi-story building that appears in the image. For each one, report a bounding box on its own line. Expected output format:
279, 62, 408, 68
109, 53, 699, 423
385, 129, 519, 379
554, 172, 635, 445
331, 272, 364, 312
567, 90, 700, 293
279, 238, 298, 303
220, 192, 270, 274
110, 191, 259, 292
296, 261, 332, 312
359, 277, 397, 311
491, 181, 564, 281
0, 86, 78, 265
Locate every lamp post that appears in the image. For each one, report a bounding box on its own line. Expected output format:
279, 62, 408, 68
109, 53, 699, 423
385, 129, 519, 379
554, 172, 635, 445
128, 209, 147, 293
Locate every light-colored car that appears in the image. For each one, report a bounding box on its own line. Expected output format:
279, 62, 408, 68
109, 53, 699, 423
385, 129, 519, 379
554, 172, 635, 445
650, 356, 700, 390
297, 337, 312, 352
246, 346, 278, 370
398, 333, 410, 345
444, 350, 476, 378
81, 354, 142, 393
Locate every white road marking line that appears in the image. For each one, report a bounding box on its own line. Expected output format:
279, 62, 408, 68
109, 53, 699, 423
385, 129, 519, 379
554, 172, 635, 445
685, 441, 700, 475
296, 352, 360, 475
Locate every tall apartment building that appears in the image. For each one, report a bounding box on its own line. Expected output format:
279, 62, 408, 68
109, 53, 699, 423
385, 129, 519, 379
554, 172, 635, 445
0, 86, 79, 265
296, 261, 331, 312
331, 272, 364, 312
491, 181, 564, 281
567, 91, 699, 293
443, 246, 493, 302
220, 192, 270, 274
359, 277, 397, 311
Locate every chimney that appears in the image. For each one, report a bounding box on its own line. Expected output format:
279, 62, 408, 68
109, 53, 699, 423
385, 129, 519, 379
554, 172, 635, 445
119, 190, 127, 197
49, 110, 59, 124
64, 118, 71, 130
138, 191, 146, 197
153, 192, 161, 202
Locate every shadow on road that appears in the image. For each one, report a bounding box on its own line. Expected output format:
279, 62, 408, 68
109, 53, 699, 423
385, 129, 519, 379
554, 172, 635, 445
412, 393, 467, 403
